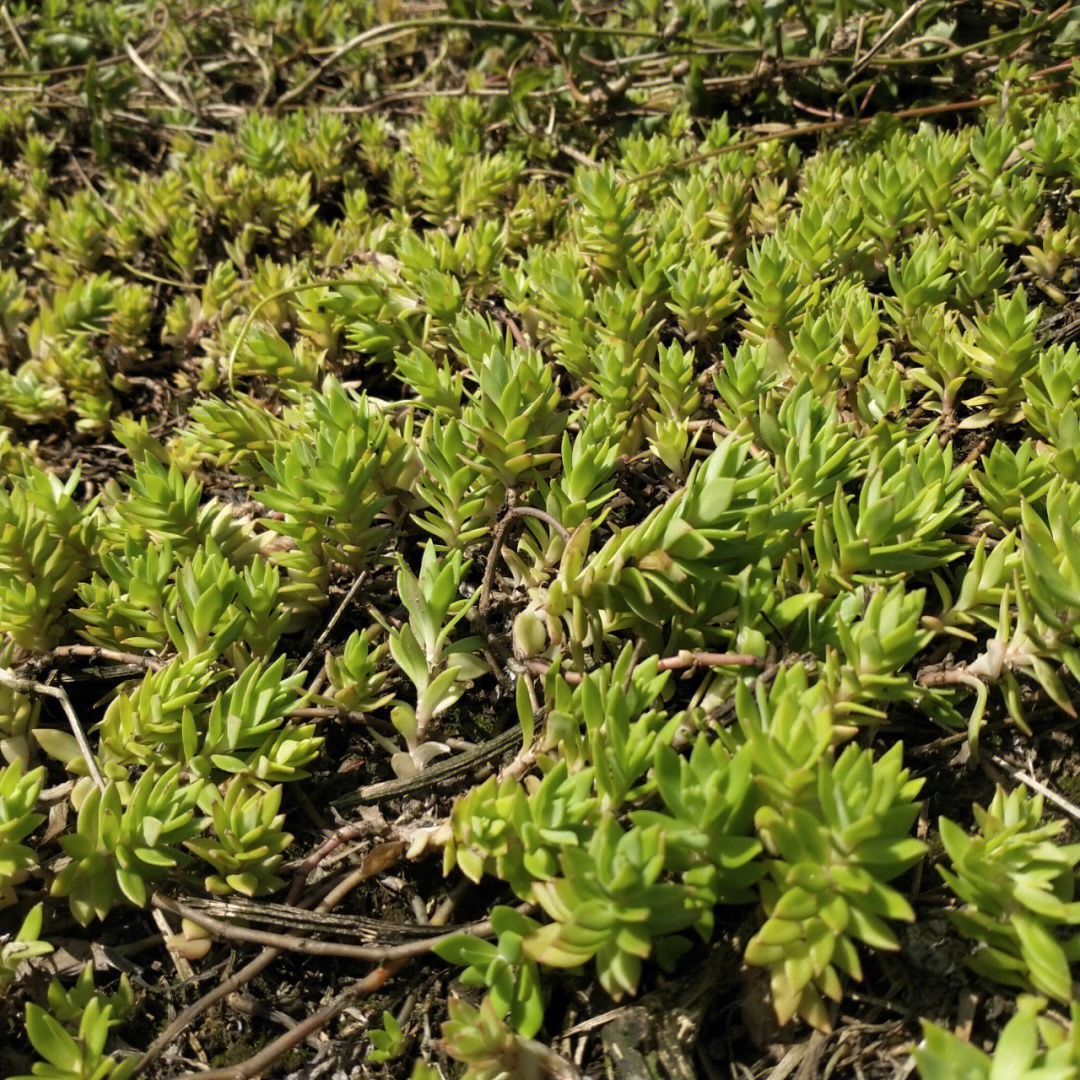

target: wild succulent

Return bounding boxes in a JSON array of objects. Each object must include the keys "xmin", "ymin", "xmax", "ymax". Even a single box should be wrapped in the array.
[
  {"xmin": 0, "ymin": 760, "xmax": 45, "ymax": 906},
  {"xmin": 184, "ymin": 779, "xmax": 292, "ymax": 897},
  {"xmin": 0, "ymin": 5, "xmax": 1077, "ymax": 1070},
  {"xmin": 52, "ymin": 766, "xmax": 205, "ymax": 925},
  {"xmin": 387, "ymin": 543, "xmax": 486, "ymax": 775},
  {"xmin": 914, "ymin": 996, "xmax": 1080, "ymax": 1080},
  {"xmin": 15, "ymin": 977, "xmax": 136, "ymax": 1080},
  {"xmin": 939, "ymin": 786, "xmax": 1080, "ymax": 1002}
]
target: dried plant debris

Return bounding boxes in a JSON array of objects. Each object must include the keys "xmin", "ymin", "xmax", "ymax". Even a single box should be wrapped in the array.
[{"xmin": 1, "ymin": 2, "xmax": 1080, "ymax": 1078}]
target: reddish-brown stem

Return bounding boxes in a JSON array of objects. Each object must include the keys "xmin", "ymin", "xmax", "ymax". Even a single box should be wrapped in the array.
[
  {"xmin": 481, "ymin": 501, "xmax": 569, "ymax": 615},
  {"xmin": 525, "ymin": 651, "xmax": 765, "ymax": 684}
]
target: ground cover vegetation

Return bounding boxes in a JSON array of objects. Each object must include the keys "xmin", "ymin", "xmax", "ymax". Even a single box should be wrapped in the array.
[{"xmin": 0, "ymin": 1, "xmax": 1079, "ymax": 1077}]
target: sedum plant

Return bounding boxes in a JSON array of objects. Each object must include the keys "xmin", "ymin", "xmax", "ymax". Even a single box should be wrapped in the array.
[
  {"xmin": 94, "ymin": 656, "xmax": 218, "ymax": 773},
  {"xmin": 45, "ymin": 967, "xmax": 133, "ymax": 1028},
  {"xmin": 959, "ymin": 288, "xmax": 1042, "ymax": 427},
  {"xmin": 14, "ymin": 979, "xmax": 136, "ymax": 1080},
  {"xmin": 441, "ymin": 995, "xmax": 571, "ymax": 1080},
  {"xmin": 0, "ymin": 641, "xmax": 41, "ymax": 766},
  {"xmin": 971, "ymin": 441, "xmax": 1055, "ymax": 531},
  {"xmin": 323, "ymin": 629, "xmax": 394, "ymax": 715},
  {"xmin": 564, "ymin": 434, "xmax": 779, "ymax": 649},
  {"xmin": 914, "ymin": 996, "xmax": 1080, "ymax": 1080},
  {"xmin": 539, "ymin": 649, "xmax": 675, "ymax": 806},
  {"xmin": 91, "ymin": 654, "xmax": 316, "ymax": 783},
  {"xmin": 176, "ymin": 395, "xmax": 287, "ymax": 477},
  {"xmin": 812, "ymin": 436, "xmax": 970, "ymax": 587},
  {"xmin": 74, "ymin": 535, "xmax": 293, "ymax": 666},
  {"xmin": 366, "ymin": 1010, "xmax": 407, "ymax": 1064},
  {"xmin": 739, "ymin": 669, "xmax": 926, "ymax": 1030},
  {"xmin": 386, "ymin": 543, "xmax": 486, "ymax": 775},
  {"xmin": 524, "ymin": 818, "xmax": 712, "ymax": 1001},
  {"xmin": 0, "ymin": 902, "xmax": 52, "ymax": 990},
  {"xmin": 412, "ymin": 413, "xmax": 493, "ymax": 552},
  {"xmin": 73, "ymin": 537, "xmax": 174, "ymax": 655},
  {"xmin": 0, "ymin": 760, "xmax": 45, "ymax": 906},
  {"xmin": 255, "ymin": 380, "xmax": 403, "ymax": 575},
  {"xmin": 645, "ymin": 353, "xmax": 700, "ymax": 479},
  {"xmin": 442, "ymin": 760, "xmax": 597, "ymax": 902},
  {"xmin": 0, "ymin": 467, "xmax": 98, "ymax": 652},
  {"xmin": 433, "ymin": 906, "xmax": 546, "ymax": 1038},
  {"xmin": 630, "ymin": 737, "xmax": 763, "ymax": 912},
  {"xmin": 938, "ymin": 786, "xmax": 1080, "ymax": 1003},
  {"xmin": 184, "ymin": 779, "xmax": 292, "ymax": 897},
  {"xmin": 666, "ymin": 245, "xmax": 740, "ymax": 342},
  {"xmin": 459, "ymin": 338, "xmax": 564, "ymax": 492},
  {"xmin": 0, "ymin": 5, "xmax": 1079, "ymax": 1069},
  {"xmin": 192, "ymin": 656, "xmax": 317, "ymax": 783},
  {"xmin": 52, "ymin": 766, "xmax": 205, "ymax": 925}
]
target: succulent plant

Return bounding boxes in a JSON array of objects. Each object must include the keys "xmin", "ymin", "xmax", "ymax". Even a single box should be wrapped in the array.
[
  {"xmin": 630, "ymin": 737, "xmax": 763, "ymax": 909},
  {"xmin": 184, "ymin": 779, "xmax": 292, "ymax": 897},
  {"xmin": 939, "ymin": 786, "xmax": 1080, "ymax": 1003},
  {"xmin": 387, "ymin": 543, "xmax": 486, "ymax": 774},
  {"xmin": 366, "ymin": 1010, "xmax": 408, "ymax": 1064},
  {"xmin": 433, "ymin": 906, "xmax": 546, "ymax": 1037},
  {"xmin": 46, "ymin": 966, "xmax": 133, "ymax": 1027},
  {"xmin": 0, "ymin": 902, "xmax": 52, "ymax": 990},
  {"xmin": 0, "ymin": 641, "xmax": 41, "ymax": 766},
  {"xmin": 742, "ymin": 702, "xmax": 926, "ymax": 1030},
  {"xmin": 192, "ymin": 656, "xmax": 317, "ymax": 783},
  {"xmin": 443, "ymin": 762, "xmax": 597, "ymax": 902},
  {"xmin": 914, "ymin": 996, "xmax": 1080, "ymax": 1080},
  {"xmin": 323, "ymin": 629, "xmax": 394, "ymax": 715},
  {"xmin": 441, "ymin": 995, "xmax": 570, "ymax": 1080},
  {"xmin": 0, "ymin": 467, "xmax": 98, "ymax": 652},
  {"xmin": 0, "ymin": 5, "xmax": 1077, "ymax": 1069},
  {"xmin": 52, "ymin": 765, "xmax": 205, "ymax": 925},
  {"xmin": 0, "ymin": 760, "xmax": 45, "ymax": 906},
  {"xmin": 14, "ymin": 978, "xmax": 137, "ymax": 1080},
  {"xmin": 525, "ymin": 818, "xmax": 712, "ymax": 1000}
]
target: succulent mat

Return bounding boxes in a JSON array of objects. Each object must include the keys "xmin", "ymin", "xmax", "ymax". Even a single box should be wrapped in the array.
[{"xmin": 1, "ymin": 2, "xmax": 1080, "ymax": 1078}]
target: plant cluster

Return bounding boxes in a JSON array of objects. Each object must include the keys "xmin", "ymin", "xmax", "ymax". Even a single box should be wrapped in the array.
[{"xmin": 2, "ymin": 1, "xmax": 1080, "ymax": 1077}]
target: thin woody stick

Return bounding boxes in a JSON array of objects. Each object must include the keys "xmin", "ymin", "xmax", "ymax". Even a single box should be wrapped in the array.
[
  {"xmin": 152, "ymin": 892, "xmax": 494, "ymax": 961},
  {"xmin": 0, "ymin": 668, "xmax": 105, "ymax": 791},
  {"xmin": 169, "ymin": 886, "xmax": 469, "ymax": 1080}
]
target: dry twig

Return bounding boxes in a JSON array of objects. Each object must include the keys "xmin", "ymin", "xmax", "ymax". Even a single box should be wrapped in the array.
[
  {"xmin": 168, "ymin": 885, "xmax": 469, "ymax": 1080},
  {"xmin": 0, "ymin": 668, "xmax": 105, "ymax": 791}
]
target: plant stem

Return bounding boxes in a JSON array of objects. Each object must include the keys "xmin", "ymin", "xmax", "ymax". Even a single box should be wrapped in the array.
[
  {"xmin": 525, "ymin": 651, "xmax": 766, "ymax": 684},
  {"xmin": 168, "ymin": 885, "xmax": 468, "ymax": 1080},
  {"xmin": 0, "ymin": 668, "xmax": 105, "ymax": 790},
  {"xmin": 480, "ymin": 503, "xmax": 569, "ymax": 615},
  {"xmin": 153, "ymin": 892, "xmax": 494, "ymax": 960}
]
